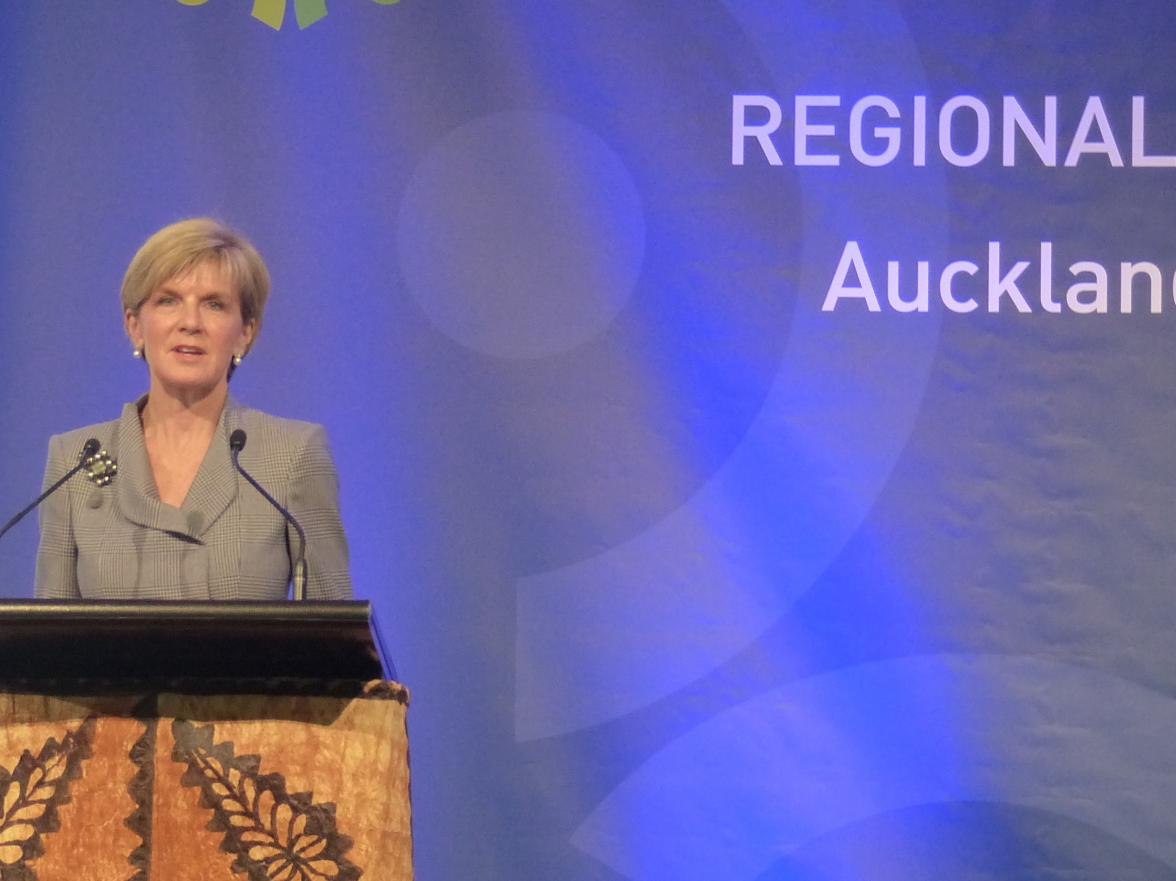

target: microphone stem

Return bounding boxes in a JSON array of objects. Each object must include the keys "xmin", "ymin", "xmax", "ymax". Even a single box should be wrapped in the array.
[
  {"xmin": 231, "ymin": 448, "xmax": 309, "ymax": 600},
  {"xmin": 0, "ymin": 446, "xmax": 95, "ymax": 543},
  {"xmin": 293, "ymin": 559, "xmax": 307, "ymax": 602}
]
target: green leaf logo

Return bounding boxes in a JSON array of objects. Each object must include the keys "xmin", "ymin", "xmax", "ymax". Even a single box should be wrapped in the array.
[{"xmin": 177, "ymin": 0, "xmax": 400, "ymax": 32}]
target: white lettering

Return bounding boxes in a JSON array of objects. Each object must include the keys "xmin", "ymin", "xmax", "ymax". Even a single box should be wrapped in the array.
[
  {"xmin": 887, "ymin": 261, "xmax": 930, "ymax": 312},
  {"xmin": 1064, "ymin": 97, "xmax": 1124, "ymax": 166},
  {"xmin": 1003, "ymin": 96, "xmax": 1057, "ymax": 166},
  {"xmin": 1067, "ymin": 261, "xmax": 1109, "ymax": 312},
  {"xmin": 913, "ymin": 96, "xmax": 927, "ymax": 167},
  {"xmin": 795, "ymin": 95, "xmax": 841, "ymax": 166},
  {"xmin": 820, "ymin": 241, "xmax": 1175, "ymax": 315},
  {"xmin": 1120, "ymin": 262, "xmax": 1163, "ymax": 313},
  {"xmin": 988, "ymin": 242, "xmax": 1032, "ymax": 312},
  {"xmin": 941, "ymin": 261, "xmax": 980, "ymax": 312},
  {"xmin": 1040, "ymin": 242, "xmax": 1061, "ymax": 313},
  {"xmin": 940, "ymin": 96, "xmax": 990, "ymax": 167},
  {"xmin": 729, "ymin": 94, "xmax": 1176, "ymax": 168},
  {"xmin": 850, "ymin": 96, "xmax": 901, "ymax": 166},
  {"xmin": 731, "ymin": 95, "xmax": 783, "ymax": 166},
  {"xmin": 1131, "ymin": 96, "xmax": 1176, "ymax": 167},
  {"xmin": 823, "ymin": 241, "xmax": 881, "ymax": 311}
]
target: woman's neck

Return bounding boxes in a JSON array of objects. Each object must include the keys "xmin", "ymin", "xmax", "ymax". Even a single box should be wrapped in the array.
[{"xmin": 140, "ymin": 383, "xmax": 228, "ymax": 439}]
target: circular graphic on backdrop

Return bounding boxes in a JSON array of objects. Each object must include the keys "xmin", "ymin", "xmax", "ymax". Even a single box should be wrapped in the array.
[
  {"xmin": 391, "ymin": 6, "xmax": 803, "ymax": 576},
  {"xmin": 398, "ymin": 111, "xmax": 645, "ymax": 360}
]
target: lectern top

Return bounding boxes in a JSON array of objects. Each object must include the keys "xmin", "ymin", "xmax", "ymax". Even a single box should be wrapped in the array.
[{"xmin": 0, "ymin": 599, "xmax": 394, "ymax": 688}]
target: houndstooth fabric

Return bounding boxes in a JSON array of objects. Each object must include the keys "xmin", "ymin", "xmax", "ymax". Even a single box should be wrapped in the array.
[{"xmin": 34, "ymin": 396, "xmax": 352, "ymax": 600}]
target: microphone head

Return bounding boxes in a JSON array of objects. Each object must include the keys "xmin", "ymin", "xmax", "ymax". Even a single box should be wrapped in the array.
[
  {"xmin": 81, "ymin": 438, "xmax": 101, "ymax": 457},
  {"xmin": 229, "ymin": 429, "xmax": 247, "ymax": 453}
]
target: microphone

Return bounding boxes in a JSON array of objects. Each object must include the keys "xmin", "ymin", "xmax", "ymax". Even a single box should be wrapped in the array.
[
  {"xmin": 229, "ymin": 429, "xmax": 309, "ymax": 601},
  {"xmin": 0, "ymin": 438, "xmax": 101, "ymax": 544}
]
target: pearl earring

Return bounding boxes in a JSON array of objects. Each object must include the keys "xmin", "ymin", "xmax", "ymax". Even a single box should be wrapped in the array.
[
  {"xmin": 132, "ymin": 347, "xmax": 143, "ymax": 360},
  {"xmin": 232, "ymin": 354, "xmax": 243, "ymax": 367}
]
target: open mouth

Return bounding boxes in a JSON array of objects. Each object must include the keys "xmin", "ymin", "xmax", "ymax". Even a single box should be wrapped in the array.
[{"xmin": 172, "ymin": 346, "xmax": 206, "ymax": 357}]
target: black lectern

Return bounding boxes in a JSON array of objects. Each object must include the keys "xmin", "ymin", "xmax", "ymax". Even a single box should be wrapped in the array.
[{"xmin": 0, "ymin": 599, "xmax": 394, "ymax": 684}]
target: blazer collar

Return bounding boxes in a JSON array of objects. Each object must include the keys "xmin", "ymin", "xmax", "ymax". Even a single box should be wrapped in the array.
[{"xmin": 115, "ymin": 395, "xmax": 243, "ymax": 541}]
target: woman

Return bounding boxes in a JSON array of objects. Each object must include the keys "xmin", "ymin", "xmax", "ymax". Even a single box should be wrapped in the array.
[{"xmin": 34, "ymin": 218, "xmax": 351, "ymax": 600}]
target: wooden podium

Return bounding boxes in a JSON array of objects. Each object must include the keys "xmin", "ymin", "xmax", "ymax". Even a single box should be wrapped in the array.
[{"xmin": 0, "ymin": 601, "xmax": 412, "ymax": 881}]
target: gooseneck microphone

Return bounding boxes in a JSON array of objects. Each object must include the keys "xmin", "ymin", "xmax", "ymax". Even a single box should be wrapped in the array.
[
  {"xmin": 229, "ymin": 429, "xmax": 309, "ymax": 601},
  {"xmin": 0, "ymin": 438, "xmax": 101, "ymax": 544}
]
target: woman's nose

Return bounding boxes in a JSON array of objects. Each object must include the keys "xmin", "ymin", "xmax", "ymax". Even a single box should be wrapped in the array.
[{"xmin": 178, "ymin": 300, "xmax": 203, "ymax": 331}]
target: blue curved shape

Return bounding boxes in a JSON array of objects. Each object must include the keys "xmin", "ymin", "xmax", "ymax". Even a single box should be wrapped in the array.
[
  {"xmin": 516, "ymin": 0, "xmax": 949, "ymax": 740},
  {"xmin": 753, "ymin": 801, "xmax": 1176, "ymax": 881},
  {"xmin": 572, "ymin": 654, "xmax": 1176, "ymax": 879}
]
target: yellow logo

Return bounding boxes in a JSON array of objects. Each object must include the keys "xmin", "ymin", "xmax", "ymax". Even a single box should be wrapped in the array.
[{"xmin": 177, "ymin": 0, "xmax": 399, "ymax": 32}]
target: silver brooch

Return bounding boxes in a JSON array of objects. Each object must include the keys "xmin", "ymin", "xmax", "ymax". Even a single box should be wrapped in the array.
[{"xmin": 82, "ymin": 449, "xmax": 118, "ymax": 487}]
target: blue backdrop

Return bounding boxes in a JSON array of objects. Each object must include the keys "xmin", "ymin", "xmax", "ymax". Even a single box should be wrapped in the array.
[{"xmin": 3, "ymin": 2, "xmax": 1176, "ymax": 878}]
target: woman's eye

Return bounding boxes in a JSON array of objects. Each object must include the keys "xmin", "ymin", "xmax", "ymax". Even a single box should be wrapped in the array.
[{"xmin": 207, "ymin": 300, "xmax": 225, "ymax": 311}]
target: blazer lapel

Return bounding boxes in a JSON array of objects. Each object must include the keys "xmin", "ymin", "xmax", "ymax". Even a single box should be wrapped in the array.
[
  {"xmin": 181, "ymin": 397, "xmax": 240, "ymax": 539},
  {"xmin": 115, "ymin": 400, "xmax": 193, "ymax": 538},
  {"xmin": 114, "ymin": 396, "xmax": 241, "ymax": 541}
]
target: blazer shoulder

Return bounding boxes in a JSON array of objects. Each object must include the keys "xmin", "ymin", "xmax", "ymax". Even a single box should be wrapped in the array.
[
  {"xmin": 234, "ymin": 408, "xmax": 325, "ymax": 442},
  {"xmin": 230, "ymin": 407, "xmax": 331, "ymax": 464},
  {"xmin": 48, "ymin": 417, "xmax": 122, "ymax": 459}
]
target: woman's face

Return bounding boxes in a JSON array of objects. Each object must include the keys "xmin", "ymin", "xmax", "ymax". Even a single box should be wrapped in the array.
[{"xmin": 124, "ymin": 260, "xmax": 254, "ymax": 400}]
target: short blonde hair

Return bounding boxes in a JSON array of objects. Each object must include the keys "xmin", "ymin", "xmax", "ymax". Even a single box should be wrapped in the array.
[{"xmin": 121, "ymin": 218, "xmax": 270, "ymax": 352}]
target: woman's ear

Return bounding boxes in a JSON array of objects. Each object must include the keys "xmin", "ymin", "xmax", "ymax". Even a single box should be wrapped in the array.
[
  {"xmin": 124, "ymin": 309, "xmax": 142, "ymax": 349},
  {"xmin": 240, "ymin": 319, "xmax": 256, "ymax": 354}
]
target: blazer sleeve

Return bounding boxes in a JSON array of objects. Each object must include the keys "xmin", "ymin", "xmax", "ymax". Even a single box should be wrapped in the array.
[
  {"xmin": 286, "ymin": 424, "xmax": 352, "ymax": 600},
  {"xmin": 34, "ymin": 434, "xmax": 81, "ymax": 599}
]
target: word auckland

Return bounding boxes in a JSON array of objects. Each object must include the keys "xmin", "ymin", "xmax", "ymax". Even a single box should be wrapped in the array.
[
  {"xmin": 733, "ymin": 95, "xmax": 1176, "ymax": 167},
  {"xmin": 823, "ymin": 241, "xmax": 1175, "ymax": 313}
]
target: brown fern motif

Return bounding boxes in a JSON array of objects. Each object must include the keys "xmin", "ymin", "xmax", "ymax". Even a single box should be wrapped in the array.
[
  {"xmin": 124, "ymin": 718, "xmax": 158, "ymax": 881},
  {"xmin": 172, "ymin": 721, "xmax": 361, "ymax": 881},
  {"xmin": 0, "ymin": 719, "xmax": 95, "ymax": 881}
]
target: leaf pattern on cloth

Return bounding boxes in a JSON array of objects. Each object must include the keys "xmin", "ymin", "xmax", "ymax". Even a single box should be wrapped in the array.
[
  {"xmin": 0, "ymin": 718, "xmax": 95, "ymax": 880},
  {"xmin": 171, "ymin": 720, "xmax": 361, "ymax": 881},
  {"xmin": 124, "ymin": 717, "xmax": 158, "ymax": 881}
]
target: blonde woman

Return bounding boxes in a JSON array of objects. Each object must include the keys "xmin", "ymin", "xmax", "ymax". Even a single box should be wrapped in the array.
[{"xmin": 35, "ymin": 218, "xmax": 351, "ymax": 600}]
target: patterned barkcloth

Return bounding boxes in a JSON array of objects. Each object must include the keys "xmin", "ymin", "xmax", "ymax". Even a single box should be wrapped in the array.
[{"xmin": 0, "ymin": 681, "xmax": 412, "ymax": 881}]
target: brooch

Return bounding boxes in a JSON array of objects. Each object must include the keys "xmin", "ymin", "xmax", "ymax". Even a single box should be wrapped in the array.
[{"xmin": 82, "ymin": 448, "xmax": 119, "ymax": 487}]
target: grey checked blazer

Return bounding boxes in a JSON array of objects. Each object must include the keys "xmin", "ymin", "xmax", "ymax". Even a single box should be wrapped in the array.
[{"xmin": 34, "ymin": 397, "xmax": 352, "ymax": 600}]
